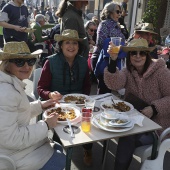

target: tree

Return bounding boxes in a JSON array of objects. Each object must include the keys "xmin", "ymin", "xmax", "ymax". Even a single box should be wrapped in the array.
[{"xmin": 142, "ymin": 0, "xmax": 161, "ymax": 30}]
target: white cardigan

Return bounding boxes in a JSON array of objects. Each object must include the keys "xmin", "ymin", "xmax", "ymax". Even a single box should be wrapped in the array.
[{"xmin": 0, "ymin": 71, "xmax": 54, "ymax": 170}]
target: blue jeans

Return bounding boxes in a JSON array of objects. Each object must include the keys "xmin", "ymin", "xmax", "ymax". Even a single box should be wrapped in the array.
[{"xmin": 40, "ymin": 142, "xmax": 66, "ymax": 170}]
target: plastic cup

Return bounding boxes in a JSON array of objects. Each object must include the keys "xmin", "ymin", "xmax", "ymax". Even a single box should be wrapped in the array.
[
  {"xmin": 84, "ymin": 98, "xmax": 96, "ymax": 111},
  {"xmin": 111, "ymin": 37, "xmax": 122, "ymax": 54},
  {"xmin": 81, "ymin": 112, "xmax": 93, "ymax": 132}
]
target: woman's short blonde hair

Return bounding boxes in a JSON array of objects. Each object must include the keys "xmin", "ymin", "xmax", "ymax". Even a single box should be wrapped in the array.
[{"xmin": 0, "ymin": 60, "xmax": 10, "ymax": 74}]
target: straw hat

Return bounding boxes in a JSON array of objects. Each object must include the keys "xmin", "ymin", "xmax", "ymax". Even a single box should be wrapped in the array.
[
  {"xmin": 122, "ymin": 39, "xmax": 156, "ymax": 52},
  {"xmin": 135, "ymin": 23, "xmax": 158, "ymax": 35},
  {"xmin": 0, "ymin": 41, "xmax": 42, "ymax": 60},
  {"xmin": 54, "ymin": 29, "xmax": 85, "ymax": 42}
]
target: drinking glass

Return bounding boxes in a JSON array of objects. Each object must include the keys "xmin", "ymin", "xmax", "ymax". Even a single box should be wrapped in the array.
[
  {"xmin": 81, "ymin": 112, "xmax": 93, "ymax": 132},
  {"xmin": 111, "ymin": 37, "xmax": 122, "ymax": 54}
]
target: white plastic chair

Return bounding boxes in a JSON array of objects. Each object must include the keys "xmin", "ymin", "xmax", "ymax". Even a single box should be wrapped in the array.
[
  {"xmin": 140, "ymin": 138, "xmax": 170, "ymax": 170},
  {"xmin": 31, "ymin": 68, "xmax": 42, "ymax": 100},
  {"xmin": 0, "ymin": 154, "xmax": 16, "ymax": 170},
  {"xmin": 134, "ymin": 127, "xmax": 170, "ymax": 163}
]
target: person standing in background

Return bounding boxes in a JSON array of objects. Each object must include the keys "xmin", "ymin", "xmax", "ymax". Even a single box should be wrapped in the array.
[
  {"xmin": 119, "ymin": 0, "xmax": 129, "ymax": 39},
  {"xmin": 0, "ymin": 0, "xmax": 30, "ymax": 42},
  {"xmin": 56, "ymin": 0, "xmax": 89, "ymax": 59},
  {"xmin": 91, "ymin": 2, "xmax": 125, "ymax": 94}
]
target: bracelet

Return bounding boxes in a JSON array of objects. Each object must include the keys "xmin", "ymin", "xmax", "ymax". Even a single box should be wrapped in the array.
[{"xmin": 44, "ymin": 121, "xmax": 50, "ymax": 130}]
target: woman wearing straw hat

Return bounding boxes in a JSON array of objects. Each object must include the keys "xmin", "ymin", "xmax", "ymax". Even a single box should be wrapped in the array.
[
  {"xmin": 0, "ymin": 41, "xmax": 66, "ymax": 170},
  {"xmin": 104, "ymin": 39, "xmax": 170, "ymax": 170},
  {"xmin": 37, "ymin": 29, "xmax": 93, "ymax": 166}
]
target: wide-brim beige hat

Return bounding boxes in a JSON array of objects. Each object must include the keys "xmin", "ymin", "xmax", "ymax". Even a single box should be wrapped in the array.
[
  {"xmin": 136, "ymin": 23, "xmax": 158, "ymax": 35},
  {"xmin": 0, "ymin": 41, "xmax": 42, "ymax": 60},
  {"xmin": 54, "ymin": 29, "xmax": 85, "ymax": 42},
  {"xmin": 122, "ymin": 39, "xmax": 156, "ymax": 52}
]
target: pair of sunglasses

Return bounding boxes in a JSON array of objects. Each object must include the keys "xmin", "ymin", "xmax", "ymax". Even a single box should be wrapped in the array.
[
  {"xmin": 89, "ymin": 28, "xmax": 96, "ymax": 32},
  {"xmin": 116, "ymin": 10, "xmax": 121, "ymax": 14},
  {"xmin": 130, "ymin": 51, "xmax": 148, "ymax": 56},
  {"xmin": 9, "ymin": 58, "xmax": 37, "ymax": 67}
]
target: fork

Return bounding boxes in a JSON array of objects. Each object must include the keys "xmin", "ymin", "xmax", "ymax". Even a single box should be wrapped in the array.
[
  {"xmin": 66, "ymin": 118, "xmax": 75, "ymax": 138},
  {"xmin": 111, "ymin": 96, "xmax": 116, "ymax": 105}
]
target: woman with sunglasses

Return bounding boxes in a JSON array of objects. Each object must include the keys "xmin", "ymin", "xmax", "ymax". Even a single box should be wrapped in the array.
[
  {"xmin": 38, "ymin": 29, "xmax": 93, "ymax": 166},
  {"xmin": 0, "ymin": 41, "xmax": 66, "ymax": 170},
  {"xmin": 91, "ymin": 1, "xmax": 125, "ymax": 94},
  {"xmin": 104, "ymin": 39, "xmax": 170, "ymax": 170}
]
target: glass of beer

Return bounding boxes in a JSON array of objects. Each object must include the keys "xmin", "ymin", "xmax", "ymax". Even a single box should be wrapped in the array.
[
  {"xmin": 81, "ymin": 107, "xmax": 93, "ymax": 132},
  {"xmin": 111, "ymin": 37, "xmax": 122, "ymax": 54}
]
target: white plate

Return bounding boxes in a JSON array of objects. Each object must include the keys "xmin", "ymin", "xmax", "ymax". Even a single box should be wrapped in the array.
[
  {"xmin": 62, "ymin": 93, "xmax": 89, "ymax": 106},
  {"xmin": 109, "ymin": 119, "xmax": 131, "ymax": 127},
  {"xmin": 43, "ymin": 104, "xmax": 80, "ymax": 125},
  {"xmin": 24, "ymin": 28, "xmax": 36, "ymax": 33},
  {"xmin": 92, "ymin": 114, "xmax": 134, "ymax": 132},
  {"xmin": 100, "ymin": 100, "xmax": 134, "ymax": 113}
]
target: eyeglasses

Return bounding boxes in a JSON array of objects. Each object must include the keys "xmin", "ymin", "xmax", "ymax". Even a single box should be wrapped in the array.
[
  {"xmin": 130, "ymin": 51, "xmax": 148, "ymax": 57},
  {"xmin": 115, "ymin": 10, "xmax": 121, "ymax": 14},
  {"xmin": 89, "ymin": 28, "xmax": 96, "ymax": 32},
  {"xmin": 9, "ymin": 58, "xmax": 37, "ymax": 67}
]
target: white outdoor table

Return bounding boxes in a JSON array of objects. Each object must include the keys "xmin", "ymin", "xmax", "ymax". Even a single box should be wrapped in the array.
[{"xmin": 54, "ymin": 94, "xmax": 162, "ymax": 170}]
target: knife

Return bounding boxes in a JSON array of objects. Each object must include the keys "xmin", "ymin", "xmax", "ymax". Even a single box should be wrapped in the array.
[
  {"xmin": 95, "ymin": 94, "xmax": 112, "ymax": 100},
  {"xmin": 66, "ymin": 118, "xmax": 75, "ymax": 138}
]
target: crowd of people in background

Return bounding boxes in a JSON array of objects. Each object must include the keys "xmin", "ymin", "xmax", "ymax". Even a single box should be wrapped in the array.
[{"xmin": 0, "ymin": 0, "xmax": 170, "ymax": 170}]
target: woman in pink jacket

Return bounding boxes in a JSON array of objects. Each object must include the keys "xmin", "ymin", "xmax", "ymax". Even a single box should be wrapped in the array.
[{"xmin": 104, "ymin": 39, "xmax": 170, "ymax": 170}]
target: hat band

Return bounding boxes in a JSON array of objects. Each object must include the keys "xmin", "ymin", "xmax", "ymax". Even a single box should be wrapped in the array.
[{"xmin": 142, "ymin": 28, "xmax": 155, "ymax": 32}]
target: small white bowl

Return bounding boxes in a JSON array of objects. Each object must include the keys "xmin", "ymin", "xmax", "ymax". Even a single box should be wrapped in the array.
[{"xmin": 103, "ymin": 109, "xmax": 119, "ymax": 119}]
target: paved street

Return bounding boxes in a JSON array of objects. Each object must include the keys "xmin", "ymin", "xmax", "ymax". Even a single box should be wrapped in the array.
[{"xmin": 24, "ymin": 72, "xmax": 170, "ymax": 170}]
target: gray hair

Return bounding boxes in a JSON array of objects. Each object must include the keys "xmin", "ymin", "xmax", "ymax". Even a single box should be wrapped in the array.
[
  {"xmin": 100, "ymin": 2, "xmax": 120, "ymax": 20},
  {"xmin": 35, "ymin": 14, "xmax": 45, "ymax": 23}
]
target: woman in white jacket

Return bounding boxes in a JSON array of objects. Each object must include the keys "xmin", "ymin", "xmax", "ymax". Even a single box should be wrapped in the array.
[{"xmin": 0, "ymin": 41, "xmax": 66, "ymax": 170}]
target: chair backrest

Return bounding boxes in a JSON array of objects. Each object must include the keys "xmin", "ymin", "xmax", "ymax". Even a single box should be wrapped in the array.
[
  {"xmin": 134, "ymin": 127, "xmax": 170, "ymax": 163},
  {"xmin": 31, "ymin": 68, "xmax": 42, "ymax": 100},
  {"xmin": 140, "ymin": 138, "xmax": 170, "ymax": 170},
  {"xmin": 0, "ymin": 155, "xmax": 16, "ymax": 170}
]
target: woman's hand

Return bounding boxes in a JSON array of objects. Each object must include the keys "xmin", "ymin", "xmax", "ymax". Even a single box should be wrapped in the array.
[
  {"xmin": 49, "ymin": 91, "xmax": 63, "ymax": 100},
  {"xmin": 140, "ymin": 106, "xmax": 153, "ymax": 118},
  {"xmin": 45, "ymin": 112, "xmax": 58, "ymax": 129},
  {"xmin": 107, "ymin": 42, "xmax": 120, "ymax": 60},
  {"xmin": 41, "ymin": 99, "xmax": 57, "ymax": 110}
]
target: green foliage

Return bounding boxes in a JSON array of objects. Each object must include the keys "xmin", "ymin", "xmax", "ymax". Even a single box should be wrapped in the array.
[{"xmin": 142, "ymin": 0, "xmax": 161, "ymax": 28}]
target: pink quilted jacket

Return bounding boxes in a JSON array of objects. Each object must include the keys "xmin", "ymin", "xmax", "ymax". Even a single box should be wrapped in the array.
[{"xmin": 104, "ymin": 59, "xmax": 170, "ymax": 134}]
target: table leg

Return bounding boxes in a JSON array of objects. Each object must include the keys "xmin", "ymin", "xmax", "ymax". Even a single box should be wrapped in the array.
[
  {"xmin": 102, "ymin": 139, "xmax": 110, "ymax": 170},
  {"xmin": 66, "ymin": 147, "xmax": 73, "ymax": 170}
]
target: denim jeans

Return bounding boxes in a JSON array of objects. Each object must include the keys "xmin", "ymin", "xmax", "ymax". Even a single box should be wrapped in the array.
[{"xmin": 40, "ymin": 142, "xmax": 66, "ymax": 170}]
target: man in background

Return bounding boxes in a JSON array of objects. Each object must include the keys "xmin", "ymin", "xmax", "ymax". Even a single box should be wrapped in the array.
[
  {"xmin": 56, "ymin": 0, "xmax": 89, "ymax": 59},
  {"xmin": 119, "ymin": 0, "xmax": 129, "ymax": 39}
]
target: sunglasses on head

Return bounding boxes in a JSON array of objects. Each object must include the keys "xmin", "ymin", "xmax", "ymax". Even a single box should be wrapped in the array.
[
  {"xmin": 130, "ymin": 51, "xmax": 148, "ymax": 56},
  {"xmin": 115, "ymin": 10, "xmax": 121, "ymax": 14},
  {"xmin": 9, "ymin": 58, "xmax": 37, "ymax": 67}
]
